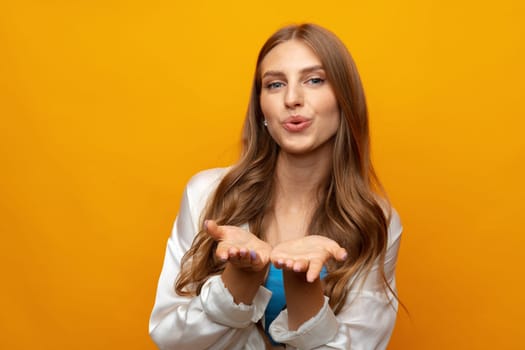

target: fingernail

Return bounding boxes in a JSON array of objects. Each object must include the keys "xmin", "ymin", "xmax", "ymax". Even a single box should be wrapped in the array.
[
  {"xmin": 341, "ymin": 252, "xmax": 348, "ymax": 260},
  {"xmin": 203, "ymin": 220, "xmax": 209, "ymax": 230},
  {"xmin": 250, "ymin": 250, "xmax": 257, "ymax": 260}
]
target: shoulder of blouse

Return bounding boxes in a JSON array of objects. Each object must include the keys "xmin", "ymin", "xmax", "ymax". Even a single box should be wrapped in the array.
[
  {"xmin": 186, "ymin": 167, "xmax": 231, "ymax": 194},
  {"xmin": 387, "ymin": 207, "xmax": 403, "ymax": 248},
  {"xmin": 182, "ymin": 167, "xmax": 231, "ymax": 224},
  {"xmin": 371, "ymin": 194, "xmax": 403, "ymax": 247},
  {"xmin": 185, "ymin": 167, "xmax": 231, "ymax": 200}
]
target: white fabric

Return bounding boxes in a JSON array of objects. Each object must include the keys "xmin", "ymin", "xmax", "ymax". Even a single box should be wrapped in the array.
[{"xmin": 149, "ymin": 167, "xmax": 403, "ymax": 350}]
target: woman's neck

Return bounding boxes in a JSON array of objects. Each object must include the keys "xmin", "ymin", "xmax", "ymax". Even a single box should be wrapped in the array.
[
  {"xmin": 263, "ymin": 147, "xmax": 333, "ymax": 245},
  {"xmin": 274, "ymin": 145, "xmax": 332, "ymax": 204}
]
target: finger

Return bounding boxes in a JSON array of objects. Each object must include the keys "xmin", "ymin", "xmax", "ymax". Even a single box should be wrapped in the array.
[
  {"xmin": 228, "ymin": 246, "xmax": 240, "ymax": 259},
  {"xmin": 238, "ymin": 247, "xmax": 253, "ymax": 265},
  {"xmin": 239, "ymin": 247, "xmax": 248, "ymax": 258},
  {"xmin": 335, "ymin": 248, "xmax": 348, "ymax": 262},
  {"xmin": 249, "ymin": 250, "xmax": 265, "ymax": 267},
  {"xmin": 270, "ymin": 252, "xmax": 284, "ymax": 268},
  {"xmin": 249, "ymin": 249, "xmax": 257, "ymax": 261},
  {"xmin": 326, "ymin": 242, "xmax": 347, "ymax": 261},
  {"xmin": 215, "ymin": 242, "xmax": 232, "ymax": 262},
  {"xmin": 257, "ymin": 250, "xmax": 271, "ymax": 267},
  {"xmin": 247, "ymin": 251, "xmax": 264, "ymax": 270},
  {"xmin": 306, "ymin": 259, "xmax": 324, "ymax": 283},
  {"xmin": 285, "ymin": 259, "xmax": 295, "ymax": 270},
  {"xmin": 272, "ymin": 258, "xmax": 284, "ymax": 269},
  {"xmin": 205, "ymin": 220, "xmax": 224, "ymax": 241},
  {"xmin": 292, "ymin": 259, "xmax": 308, "ymax": 273}
]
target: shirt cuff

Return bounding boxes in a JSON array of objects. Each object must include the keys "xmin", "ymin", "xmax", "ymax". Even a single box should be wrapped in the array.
[
  {"xmin": 269, "ymin": 296, "xmax": 338, "ymax": 349},
  {"xmin": 200, "ymin": 275, "xmax": 272, "ymax": 328}
]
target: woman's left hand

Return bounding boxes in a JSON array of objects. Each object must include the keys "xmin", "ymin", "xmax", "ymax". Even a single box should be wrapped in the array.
[{"xmin": 270, "ymin": 235, "xmax": 348, "ymax": 282}]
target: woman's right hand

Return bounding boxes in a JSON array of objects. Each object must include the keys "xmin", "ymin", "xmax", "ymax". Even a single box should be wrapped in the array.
[{"xmin": 204, "ymin": 220, "xmax": 272, "ymax": 272}]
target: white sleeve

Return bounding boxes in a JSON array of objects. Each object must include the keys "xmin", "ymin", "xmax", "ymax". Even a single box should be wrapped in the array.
[
  {"xmin": 148, "ymin": 170, "xmax": 272, "ymax": 350},
  {"xmin": 269, "ymin": 209, "xmax": 403, "ymax": 350}
]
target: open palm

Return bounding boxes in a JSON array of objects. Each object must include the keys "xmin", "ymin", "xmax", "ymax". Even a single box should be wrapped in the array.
[
  {"xmin": 205, "ymin": 220, "xmax": 272, "ymax": 272},
  {"xmin": 271, "ymin": 235, "xmax": 347, "ymax": 282}
]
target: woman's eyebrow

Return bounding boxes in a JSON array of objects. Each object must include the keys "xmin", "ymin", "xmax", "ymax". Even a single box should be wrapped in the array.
[
  {"xmin": 299, "ymin": 65, "xmax": 324, "ymax": 74},
  {"xmin": 261, "ymin": 70, "xmax": 285, "ymax": 79},
  {"xmin": 262, "ymin": 65, "xmax": 325, "ymax": 79}
]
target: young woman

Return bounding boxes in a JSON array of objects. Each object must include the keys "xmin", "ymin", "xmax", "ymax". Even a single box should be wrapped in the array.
[{"xmin": 149, "ymin": 23, "xmax": 403, "ymax": 349}]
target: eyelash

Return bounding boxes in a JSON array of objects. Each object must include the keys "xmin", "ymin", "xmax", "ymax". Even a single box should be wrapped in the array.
[
  {"xmin": 266, "ymin": 82, "xmax": 285, "ymax": 89},
  {"xmin": 307, "ymin": 77, "xmax": 324, "ymax": 85},
  {"xmin": 265, "ymin": 77, "xmax": 325, "ymax": 90}
]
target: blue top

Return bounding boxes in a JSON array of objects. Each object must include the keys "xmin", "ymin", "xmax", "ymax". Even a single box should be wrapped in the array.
[{"xmin": 263, "ymin": 264, "xmax": 328, "ymax": 345}]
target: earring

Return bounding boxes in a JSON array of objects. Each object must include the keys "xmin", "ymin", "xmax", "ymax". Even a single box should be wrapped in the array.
[{"xmin": 263, "ymin": 120, "xmax": 268, "ymax": 127}]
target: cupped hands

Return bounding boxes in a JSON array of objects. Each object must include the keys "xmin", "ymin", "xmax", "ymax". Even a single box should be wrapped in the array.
[{"xmin": 205, "ymin": 220, "xmax": 347, "ymax": 282}]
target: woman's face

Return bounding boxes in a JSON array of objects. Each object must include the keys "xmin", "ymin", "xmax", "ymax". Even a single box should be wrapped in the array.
[{"xmin": 259, "ymin": 39, "xmax": 340, "ymax": 156}]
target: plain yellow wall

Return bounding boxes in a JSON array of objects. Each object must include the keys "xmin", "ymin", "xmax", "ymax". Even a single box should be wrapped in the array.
[{"xmin": 1, "ymin": 0, "xmax": 524, "ymax": 349}]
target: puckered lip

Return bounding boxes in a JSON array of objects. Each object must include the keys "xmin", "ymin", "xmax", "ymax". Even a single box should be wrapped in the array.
[
  {"xmin": 283, "ymin": 115, "xmax": 310, "ymax": 124},
  {"xmin": 282, "ymin": 115, "xmax": 312, "ymax": 132}
]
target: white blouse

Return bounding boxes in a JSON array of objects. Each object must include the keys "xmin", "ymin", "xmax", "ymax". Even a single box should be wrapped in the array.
[{"xmin": 149, "ymin": 168, "xmax": 403, "ymax": 350}]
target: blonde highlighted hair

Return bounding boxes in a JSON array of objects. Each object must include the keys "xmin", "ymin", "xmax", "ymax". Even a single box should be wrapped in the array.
[{"xmin": 176, "ymin": 23, "xmax": 393, "ymax": 314}]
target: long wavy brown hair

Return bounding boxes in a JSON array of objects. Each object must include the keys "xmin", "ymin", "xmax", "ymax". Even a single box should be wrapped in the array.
[{"xmin": 175, "ymin": 23, "xmax": 393, "ymax": 314}]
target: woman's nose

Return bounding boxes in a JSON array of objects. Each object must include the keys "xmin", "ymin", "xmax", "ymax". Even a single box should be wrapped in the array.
[{"xmin": 284, "ymin": 83, "xmax": 304, "ymax": 109}]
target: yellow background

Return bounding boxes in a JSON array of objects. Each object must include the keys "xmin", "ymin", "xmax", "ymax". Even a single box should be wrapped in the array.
[{"xmin": 1, "ymin": 0, "xmax": 524, "ymax": 349}]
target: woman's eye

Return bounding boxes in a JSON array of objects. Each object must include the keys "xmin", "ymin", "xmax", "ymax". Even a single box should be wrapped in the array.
[
  {"xmin": 307, "ymin": 77, "xmax": 325, "ymax": 85},
  {"xmin": 266, "ymin": 82, "xmax": 284, "ymax": 89}
]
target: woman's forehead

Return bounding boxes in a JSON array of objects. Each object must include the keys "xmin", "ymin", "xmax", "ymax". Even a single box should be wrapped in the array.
[{"xmin": 259, "ymin": 40, "xmax": 322, "ymax": 75}]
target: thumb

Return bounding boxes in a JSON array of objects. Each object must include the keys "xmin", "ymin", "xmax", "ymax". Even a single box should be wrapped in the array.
[
  {"xmin": 204, "ymin": 219, "xmax": 224, "ymax": 241},
  {"xmin": 334, "ymin": 247, "xmax": 348, "ymax": 262},
  {"xmin": 326, "ymin": 241, "xmax": 347, "ymax": 262}
]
